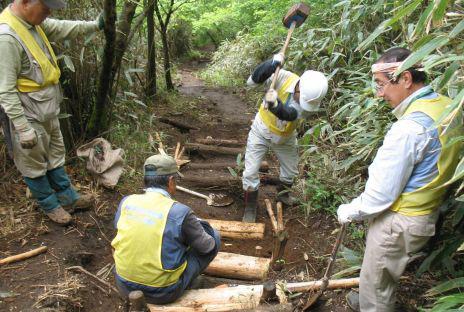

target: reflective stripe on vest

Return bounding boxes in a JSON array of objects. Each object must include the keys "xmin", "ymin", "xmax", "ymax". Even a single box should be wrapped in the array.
[
  {"xmin": 258, "ymin": 73, "xmax": 300, "ymax": 136},
  {"xmin": 0, "ymin": 8, "xmax": 60, "ymax": 92},
  {"xmin": 111, "ymin": 192, "xmax": 187, "ymax": 287},
  {"xmin": 391, "ymin": 95, "xmax": 463, "ymax": 216}
]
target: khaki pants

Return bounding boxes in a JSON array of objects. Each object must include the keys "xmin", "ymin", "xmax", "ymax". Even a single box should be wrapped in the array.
[
  {"xmin": 12, "ymin": 118, "xmax": 65, "ymax": 178},
  {"xmin": 359, "ymin": 210, "xmax": 437, "ymax": 312}
]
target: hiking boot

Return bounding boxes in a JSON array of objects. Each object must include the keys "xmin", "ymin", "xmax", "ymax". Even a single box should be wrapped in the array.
[
  {"xmin": 276, "ymin": 182, "xmax": 296, "ymax": 206},
  {"xmin": 65, "ymin": 193, "xmax": 95, "ymax": 213},
  {"xmin": 46, "ymin": 207, "xmax": 72, "ymax": 225},
  {"xmin": 242, "ymin": 189, "xmax": 258, "ymax": 223},
  {"xmin": 346, "ymin": 291, "xmax": 360, "ymax": 312}
]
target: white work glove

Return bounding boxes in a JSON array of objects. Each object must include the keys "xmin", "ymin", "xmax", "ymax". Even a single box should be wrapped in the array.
[
  {"xmin": 264, "ymin": 89, "xmax": 278, "ymax": 110},
  {"xmin": 337, "ymin": 204, "xmax": 356, "ymax": 224},
  {"xmin": 272, "ymin": 53, "xmax": 284, "ymax": 67},
  {"xmin": 16, "ymin": 123, "xmax": 38, "ymax": 149}
]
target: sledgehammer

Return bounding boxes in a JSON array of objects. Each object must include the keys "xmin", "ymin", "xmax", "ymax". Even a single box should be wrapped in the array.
[{"xmin": 267, "ymin": 3, "xmax": 310, "ymax": 92}]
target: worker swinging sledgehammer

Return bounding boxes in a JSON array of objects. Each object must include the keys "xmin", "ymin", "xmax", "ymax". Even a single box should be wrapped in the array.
[{"xmin": 242, "ymin": 58, "xmax": 328, "ymax": 222}]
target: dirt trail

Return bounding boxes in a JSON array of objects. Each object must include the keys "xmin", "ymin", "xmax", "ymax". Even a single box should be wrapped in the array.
[{"xmin": 0, "ymin": 62, "xmax": 348, "ymax": 311}]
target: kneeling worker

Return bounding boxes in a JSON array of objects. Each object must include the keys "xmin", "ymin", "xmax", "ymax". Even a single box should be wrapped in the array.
[{"xmin": 112, "ymin": 154, "xmax": 221, "ymax": 304}]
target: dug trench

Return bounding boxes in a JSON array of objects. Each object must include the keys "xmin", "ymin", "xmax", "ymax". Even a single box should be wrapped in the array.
[{"xmin": 0, "ymin": 62, "xmax": 426, "ymax": 311}]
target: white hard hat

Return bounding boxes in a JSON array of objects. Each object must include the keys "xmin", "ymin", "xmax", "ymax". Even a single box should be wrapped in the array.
[{"xmin": 298, "ymin": 70, "xmax": 328, "ymax": 111}]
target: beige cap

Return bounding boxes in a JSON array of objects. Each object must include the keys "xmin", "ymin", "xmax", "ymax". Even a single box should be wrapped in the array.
[{"xmin": 144, "ymin": 154, "xmax": 181, "ymax": 176}]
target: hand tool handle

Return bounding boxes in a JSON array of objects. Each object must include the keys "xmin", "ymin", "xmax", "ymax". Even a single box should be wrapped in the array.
[
  {"xmin": 269, "ymin": 21, "xmax": 296, "ymax": 91},
  {"xmin": 176, "ymin": 185, "xmax": 209, "ymax": 201}
]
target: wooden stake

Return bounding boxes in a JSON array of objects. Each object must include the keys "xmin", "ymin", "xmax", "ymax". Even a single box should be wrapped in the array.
[
  {"xmin": 265, "ymin": 200, "xmax": 289, "ymax": 271},
  {"xmin": 264, "ymin": 199, "xmax": 278, "ymax": 233},
  {"xmin": 206, "ymin": 219, "xmax": 265, "ymax": 240},
  {"xmin": 260, "ymin": 281, "xmax": 277, "ymax": 303},
  {"xmin": 129, "ymin": 291, "xmax": 147, "ymax": 312},
  {"xmin": 205, "ymin": 252, "xmax": 270, "ymax": 281},
  {"xmin": 0, "ymin": 246, "xmax": 48, "ymax": 266}
]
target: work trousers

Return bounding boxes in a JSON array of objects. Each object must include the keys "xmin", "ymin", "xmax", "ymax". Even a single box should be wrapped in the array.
[
  {"xmin": 115, "ymin": 222, "xmax": 221, "ymax": 304},
  {"xmin": 12, "ymin": 118, "xmax": 65, "ymax": 178},
  {"xmin": 242, "ymin": 120, "xmax": 298, "ymax": 191},
  {"xmin": 359, "ymin": 210, "xmax": 437, "ymax": 312}
]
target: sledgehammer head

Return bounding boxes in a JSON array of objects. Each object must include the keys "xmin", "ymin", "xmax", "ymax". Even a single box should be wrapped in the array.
[{"xmin": 282, "ymin": 3, "xmax": 310, "ymax": 28}]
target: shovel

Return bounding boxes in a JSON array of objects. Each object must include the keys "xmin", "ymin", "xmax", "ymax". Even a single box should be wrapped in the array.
[
  {"xmin": 302, "ymin": 223, "xmax": 347, "ymax": 310},
  {"xmin": 176, "ymin": 185, "xmax": 234, "ymax": 207}
]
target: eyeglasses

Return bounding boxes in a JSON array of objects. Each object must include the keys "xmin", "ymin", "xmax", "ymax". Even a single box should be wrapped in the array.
[{"xmin": 373, "ymin": 74, "xmax": 399, "ymax": 92}]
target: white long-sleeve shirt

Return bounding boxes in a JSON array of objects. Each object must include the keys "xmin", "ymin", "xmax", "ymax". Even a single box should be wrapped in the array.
[{"xmin": 338, "ymin": 86, "xmax": 439, "ymax": 221}]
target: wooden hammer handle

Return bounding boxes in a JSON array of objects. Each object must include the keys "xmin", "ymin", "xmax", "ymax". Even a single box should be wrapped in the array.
[{"xmin": 269, "ymin": 21, "xmax": 297, "ymax": 91}]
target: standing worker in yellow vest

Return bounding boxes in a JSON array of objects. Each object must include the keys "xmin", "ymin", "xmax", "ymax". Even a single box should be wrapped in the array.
[
  {"xmin": 337, "ymin": 47, "xmax": 463, "ymax": 311},
  {"xmin": 242, "ymin": 53, "xmax": 329, "ymax": 222},
  {"xmin": 0, "ymin": 0, "xmax": 105, "ymax": 225},
  {"xmin": 112, "ymin": 154, "xmax": 221, "ymax": 304}
]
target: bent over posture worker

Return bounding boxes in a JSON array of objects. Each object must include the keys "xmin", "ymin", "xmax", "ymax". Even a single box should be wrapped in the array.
[
  {"xmin": 242, "ymin": 53, "xmax": 329, "ymax": 222},
  {"xmin": 112, "ymin": 154, "xmax": 221, "ymax": 304},
  {"xmin": 337, "ymin": 47, "xmax": 463, "ymax": 311},
  {"xmin": 0, "ymin": 0, "xmax": 104, "ymax": 225}
]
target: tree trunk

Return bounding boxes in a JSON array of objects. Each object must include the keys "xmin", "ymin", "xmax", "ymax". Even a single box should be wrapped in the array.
[
  {"xmin": 160, "ymin": 26, "xmax": 174, "ymax": 90},
  {"xmin": 205, "ymin": 219, "xmax": 265, "ymax": 240},
  {"xmin": 87, "ymin": 0, "xmax": 117, "ymax": 138},
  {"xmin": 146, "ymin": 0, "xmax": 156, "ymax": 98},
  {"xmin": 205, "ymin": 252, "xmax": 271, "ymax": 281}
]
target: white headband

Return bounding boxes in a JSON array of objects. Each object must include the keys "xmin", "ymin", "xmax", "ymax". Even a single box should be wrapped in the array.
[
  {"xmin": 371, "ymin": 61, "xmax": 423, "ymax": 74},
  {"xmin": 371, "ymin": 62, "xmax": 403, "ymax": 73}
]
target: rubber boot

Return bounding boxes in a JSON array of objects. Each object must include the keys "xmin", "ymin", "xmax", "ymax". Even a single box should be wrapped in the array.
[
  {"xmin": 276, "ymin": 182, "xmax": 296, "ymax": 206},
  {"xmin": 242, "ymin": 190, "xmax": 258, "ymax": 223}
]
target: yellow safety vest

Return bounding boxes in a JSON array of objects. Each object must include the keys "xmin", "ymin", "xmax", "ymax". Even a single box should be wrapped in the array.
[
  {"xmin": 111, "ymin": 192, "xmax": 187, "ymax": 288},
  {"xmin": 391, "ymin": 95, "xmax": 463, "ymax": 216},
  {"xmin": 258, "ymin": 73, "xmax": 300, "ymax": 136},
  {"xmin": 0, "ymin": 7, "xmax": 60, "ymax": 92}
]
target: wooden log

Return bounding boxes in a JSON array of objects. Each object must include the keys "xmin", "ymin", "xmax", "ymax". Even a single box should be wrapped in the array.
[
  {"xmin": 195, "ymin": 138, "xmax": 242, "ymax": 147},
  {"xmin": 181, "ymin": 175, "xmax": 279, "ymax": 189},
  {"xmin": 185, "ymin": 143, "xmax": 243, "ymax": 156},
  {"xmin": 158, "ymin": 117, "xmax": 199, "ymax": 131},
  {"xmin": 206, "ymin": 219, "xmax": 265, "ymax": 240},
  {"xmin": 186, "ymin": 161, "xmax": 269, "ymax": 172},
  {"xmin": 284, "ymin": 277, "xmax": 360, "ymax": 293},
  {"xmin": 0, "ymin": 246, "xmax": 48, "ymax": 266},
  {"xmin": 148, "ymin": 285, "xmax": 263, "ymax": 311},
  {"xmin": 147, "ymin": 278, "xmax": 359, "ymax": 312},
  {"xmin": 205, "ymin": 252, "xmax": 271, "ymax": 281}
]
